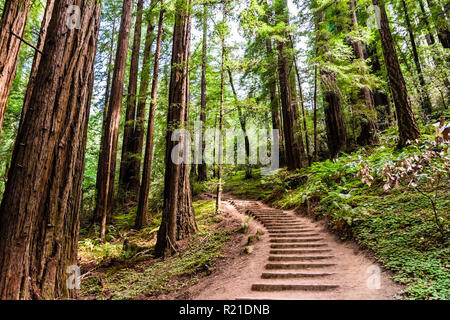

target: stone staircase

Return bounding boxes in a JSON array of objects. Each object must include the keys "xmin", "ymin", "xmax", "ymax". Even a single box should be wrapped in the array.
[{"xmin": 229, "ymin": 198, "xmax": 340, "ymax": 298}]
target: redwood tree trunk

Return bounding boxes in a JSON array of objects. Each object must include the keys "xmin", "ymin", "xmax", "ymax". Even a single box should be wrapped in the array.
[
  {"xmin": 0, "ymin": 0, "xmax": 31, "ymax": 136},
  {"xmin": 372, "ymin": 0, "xmax": 420, "ymax": 145},
  {"xmin": 275, "ymin": 0, "xmax": 306, "ymax": 170},
  {"xmin": 119, "ymin": 0, "xmax": 144, "ymax": 204},
  {"xmin": 197, "ymin": 2, "xmax": 208, "ymax": 182},
  {"xmin": 94, "ymin": 0, "xmax": 134, "ymax": 241},
  {"xmin": 19, "ymin": 0, "xmax": 55, "ymax": 130},
  {"xmin": 135, "ymin": 1, "xmax": 165, "ymax": 230},
  {"xmin": 155, "ymin": 0, "xmax": 197, "ymax": 257},
  {"xmin": 0, "ymin": 0, "xmax": 101, "ymax": 299}
]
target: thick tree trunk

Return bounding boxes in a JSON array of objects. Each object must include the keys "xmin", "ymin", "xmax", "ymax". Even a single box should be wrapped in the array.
[
  {"xmin": 0, "ymin": 0, "xmax": 31, "ymax": 136},
  {"xmin": 19, "ymin": 0, "xmax": 55, "ymax": 130},
  {"xmin": 372, "ymin": 0, "xmax": 420, "ymax": 145},
  {"xmin": 135, "ymin": 1, "xmax": 165, "ymax": 230},
  {"xmin": 0, "ymin": 0, "xmax": 101, "ymax": 299},
  {"xmin": 155, "ymin": 0, "xmax": 197, "ymax": 257},
  {"xmin": 401, "ymin": 0, "xmax": 432, "ymax": 115},
  {"xmin": 349, "ymin": 0, "xmax": 378, "ymax": 146},
  {"xmin": 197, "ymin": 2, "xmax": 208, "ymax": 182},
  {"xmin": 94, "ymin": 0, "xmax": 134, "ymax": 241},
  {"xmin": 119, "ymin": 0, "xmax": 144, "ymax": 204},
  {"xmin": 275, "ymin": 0, "xmax": 306, "ymax": 170}
]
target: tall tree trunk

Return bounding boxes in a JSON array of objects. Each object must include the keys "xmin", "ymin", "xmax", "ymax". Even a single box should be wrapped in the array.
[
  {"xmin": 119, "ymin": 0, "xmax": 144, "ymax": 204},
  {"xmin": 228, "ymin": 69, "xmax": 251, "ymax": 178},
  {"xmin": 197, "ymin": 1, "xmax": 208, "ymax": 182},
  {"xmin": 19, "ymin": 0, "xmax": 55, "ymax": 129},
  {"xmin": 135, "ymin": 0, "xmax": 165, "ymax": 230},
  {"xmin": 316, "ymin": 12, "xmax": 347, "ymax": 158},
  {"xmin": 0, "ymin": 0, "xmax": 31, "ymax": 136},
  {"xmin": 291, "ymin": 37, "xmax": 311, "ymax": 162},
  {"xmin": 372, "ymin": 0, "xmax": 420, "ymax": 145},
  {"xmin": 426, "ymin": 0, "xmax": 450, "ymax": 48},
  {"xmin": 313, "ymin": 65, "xmax": 319, "ymax": 162},
  {"xmin": 349, "ymin": 0, "xmax": 378, "ymax": 146},
  {"xmin": 215, "ymin": 3, "xmax": 226, "ymax": 214},
  {"xmin": 264, "ymin": 37, "xmax": 284, "ymax": 167},
  {"xmin": 155, "ymin": 0, "xmax": 197, "ymax": 257},
  {"xmin": 0, "ymin": 0, "xmax": 101, "ymax": 299},
  {"xmin": 400, "ymin": 0, "xmax": 432, "ymax": 115},
  {"xmin": 94, "ymin": 0, "xmax": 134, "ymax": 242},
  {"xmin": 274, "ymin": 0, "xmax": 306, "ymax": 170}
]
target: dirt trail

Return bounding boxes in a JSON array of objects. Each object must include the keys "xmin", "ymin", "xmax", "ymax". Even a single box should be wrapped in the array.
[{"xmin": 187, "ymin": 195, "xmax": 404, "ymax": 300}]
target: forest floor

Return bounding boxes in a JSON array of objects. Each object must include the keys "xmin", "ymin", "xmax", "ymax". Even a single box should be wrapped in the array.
[{"xmin": 78, "ymin": 133, "xmax": 449, "ymax": 300}]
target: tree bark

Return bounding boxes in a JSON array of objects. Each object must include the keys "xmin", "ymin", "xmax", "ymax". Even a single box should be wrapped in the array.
[
  {"xmin": 0, "ymin": 0, "xmax": 101, "ymax": 299},
  {"xmin": 0, "ymin": 0, "xmax": 31, "ymax": 136},
  {"xmin": 372, "ymin": 0, "xmax": 420, "ymax": 145},
  {"xmin": 274, "ymin": 0, "xmax": 306, "ymax": 170},
  {"xmin": 135, "ymin": 0, "xmax": 165, "ymax": 230},
  {"xmin": 119, "ymin": 0, "xmax": 144, "ymax": 204},
  {"xmin": 19, "ymin": 0, "xmax": 55, "ymax": 130},
  {"xmin": 155, "ymin": 0, "xmax": 197, "ymax": 257},
  {"xmin": 400, "ymin": 0, "xmax": 432, "ymax": 115},
  {"xmin": 197, "ymin": 1, "xmax": 208, "ymax": 182},
  {"xmin": 94, "ymin": 0, "xmax": 134, "ymax": 241}
]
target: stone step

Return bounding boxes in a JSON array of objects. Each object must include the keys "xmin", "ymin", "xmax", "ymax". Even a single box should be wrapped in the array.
[
  {"xmin": 270, "ymin": 238, "xmax": 324, "ymax": 243},
  {"xmin": 270, "ymin": 243, "xmax": 328, "ymax": 249},
  {"xmin": 269, "ymin": 233, "xmax": 321, "ymax": 238},
  {"xmin": 268, "ymin": 229, "xmax": 316, "ymax": 234},
  {"xmin": 270, "ymin": 249, "xmax": 332, "ymax": 254},
  {"xmin": 268, "ymin": 255, "xmax": 335, "ymax": 261},
  {"xmin": 261, "ymin": 272, "xmax": 335, "ymax": 279},
  {"xmin": 265, "ymin": 263, "xmax": 336, "ymax": 270},
  {"xmin": 264, "ymin": 224, "xmax": 308, "ymax": 228},
  {"xmin": 251, "ymin": 284, "xmax": 339, "ymax": 292}
]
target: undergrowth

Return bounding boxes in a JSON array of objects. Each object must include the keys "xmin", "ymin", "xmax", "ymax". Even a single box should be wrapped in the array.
[{"xmin": 222, "ymin": 130, "xmax": 449, "ymax": 300}]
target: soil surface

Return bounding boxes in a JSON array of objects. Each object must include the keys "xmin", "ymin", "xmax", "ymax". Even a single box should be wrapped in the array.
[{"xmin": 166, "ymin": 194, "xmax": 404, "ymax": 300}]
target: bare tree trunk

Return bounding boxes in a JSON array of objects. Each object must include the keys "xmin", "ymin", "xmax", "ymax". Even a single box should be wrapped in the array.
[
  {"xmin": 0, "ymin": 0, "xmax": 31, "ymax": 136},
  {"xmin": 372, "ymin": 0, "xmax": 420, "ymax": 146},
  {"xmin": 0, "ymin": 0, "xmax": 101, "ymax": 299},
  {"xmin": 94, "ymin": 0, "xmax": 134, "ymax": 242},
  {"xmin": 155, "ymin": 0, "xmax": 197, "ymax": 257},
  {"xmin": 119, "ymin": 0, "xmax": 144, "ymax": 204},
  {"xmin": 400, "ymin": 0, "xmax": 432, "ymax": 115},
  {"xmin": 135, "ymin": 0, "xmax": 165, "ymax": 230},
  {"xmin": 19, "ymin": 0, "xmax": 55, "ymax": 130},
  {"xmin": 197, "ymin": 1, "xmax": 208, "ymax": 182}
]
